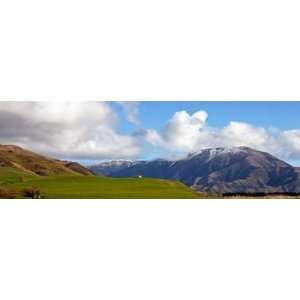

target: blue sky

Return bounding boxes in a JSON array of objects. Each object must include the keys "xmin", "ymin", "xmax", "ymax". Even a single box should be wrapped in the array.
[
  {"xmin": 113, "ymin": 101, "xmax": 300, "ymax": 132},
  {"xmin": 111, "ymin": 101, "xmax": 300, "ymax": 165}
]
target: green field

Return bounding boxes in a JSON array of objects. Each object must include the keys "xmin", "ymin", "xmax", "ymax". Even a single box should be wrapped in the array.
[{"xmin": 0, "ymin": 167, "xmax": 202, "ymax": 199}]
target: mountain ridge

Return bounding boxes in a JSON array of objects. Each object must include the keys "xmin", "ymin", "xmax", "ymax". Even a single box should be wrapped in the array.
[{"xmin": 89, "ymin": 147, "xmax": 300, "ymax": 194}]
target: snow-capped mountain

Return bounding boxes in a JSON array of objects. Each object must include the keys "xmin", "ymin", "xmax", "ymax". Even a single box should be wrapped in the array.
[
  {"xmin": 89, "ymin": 147, "xmax": 300, "ymax": 194},
  {"xmin": 89, "ymin": 160, "xmax": 146, "ymax": 176}
]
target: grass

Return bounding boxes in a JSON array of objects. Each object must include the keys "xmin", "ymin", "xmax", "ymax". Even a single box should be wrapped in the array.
[
  {"xmin": 0, "ymin": 167, "xmax": 36, "ymax": 185},
  {"xmin": 0, "ymin": 167, "xmax": 203, "ymax": 199}
]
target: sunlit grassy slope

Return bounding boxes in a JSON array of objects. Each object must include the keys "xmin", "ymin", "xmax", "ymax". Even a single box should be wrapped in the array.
[
  {"xmin": 0, "ymin": 167, "xmax": 202, "ymax": 199},
  {"xmin": 0, "ymin": 167, "xmax": 36, "ymax": 185}
]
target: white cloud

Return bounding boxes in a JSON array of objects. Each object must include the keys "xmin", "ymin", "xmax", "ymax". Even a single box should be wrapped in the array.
[
  {"xmin": 144, "ymin": 110, "xmax": 213, "ymax": 152},
  {"xmin": 279, "ymin": 130, "xmax": 300, "ymax": 159},
  {"xmin": 142, "ymin": 110, "xmax": 300, "ymax": 160},
  {"xmin": 0, "ymin": 102, "xmax": 140, "ymax": 160},
  {"xmin": 118, "ymin": 101, "xmax": 140, "ymax": 125},
  {"xmin": 219, "ymin": 121, "xmax": 278, "ymax": 151}
]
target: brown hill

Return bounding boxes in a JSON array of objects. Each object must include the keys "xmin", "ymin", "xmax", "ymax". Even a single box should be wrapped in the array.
[
  {"xmin": 0, "ymin": 144, "xmax": 93, "ymax": 176},
  {"xmin": 63, "ymin": 161, "xmax": 95, "ymax": 175}
]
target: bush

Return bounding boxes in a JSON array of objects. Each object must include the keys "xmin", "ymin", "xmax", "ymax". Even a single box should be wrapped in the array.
[
  {"xmin": 0, "ymin": 186, "xmax": 17, "ymax": 199},
  {"xmin": 23, "ymin": 187, "xmax": 41, "ymax": 199}
]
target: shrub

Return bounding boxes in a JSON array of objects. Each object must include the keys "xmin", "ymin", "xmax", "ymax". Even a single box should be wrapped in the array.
[
  {"xmin": 23, "ymin": 187, "xmax": 41, "ymax": 199},
  {"xmin": 0, "ymin": 186, "xmax": 17, "ymax": 199}
]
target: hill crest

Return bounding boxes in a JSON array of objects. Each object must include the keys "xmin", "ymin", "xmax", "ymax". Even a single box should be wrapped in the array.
[{"xmin": 0, "ymin": 144, "xmax": 93, "ymax": 176}]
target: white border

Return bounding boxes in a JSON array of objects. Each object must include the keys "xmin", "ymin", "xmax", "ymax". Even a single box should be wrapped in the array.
[{"xmin": 1, "ymin": 0, "xmax": 300, "ymax": 298}]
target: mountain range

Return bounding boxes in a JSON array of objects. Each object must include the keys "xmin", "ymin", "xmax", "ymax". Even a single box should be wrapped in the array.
[
  {"xmin": 1, "ymin": 144, "xmax": 300, "ymax": 195},
  {"xmin": 89, "ymin": 147, "xmax": 300, "ymax": 194}
]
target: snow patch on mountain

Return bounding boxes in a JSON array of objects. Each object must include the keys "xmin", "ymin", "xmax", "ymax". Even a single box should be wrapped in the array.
[{"xmin": 187, "ymin": 147, "xmax": 247, "ymax": 161}]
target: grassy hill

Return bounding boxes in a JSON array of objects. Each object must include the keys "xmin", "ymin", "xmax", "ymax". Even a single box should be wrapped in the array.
[
  {"xmin": 0, "ymin": 167, "xmax": 202, "ymax": 199},
  {"xmin": 0, "ymin": 144, "xmax": 93, "ymax": 176},
  {"xmin": 0, "ymin": 144, "xmax": 205, "ymax": 199}
]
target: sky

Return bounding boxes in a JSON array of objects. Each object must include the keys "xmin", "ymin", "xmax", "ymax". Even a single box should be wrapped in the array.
[{"xmin": 0, "ymin": 101, "xmax": 300, "ymax": 165}]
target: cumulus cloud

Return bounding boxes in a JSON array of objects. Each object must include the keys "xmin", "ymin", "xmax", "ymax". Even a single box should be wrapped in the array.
[
  {"xmin": 279, "ymin": 130, "xmax": 300, "ymax": 159},
  {"xmin": 142, "ymin": 110, "xmax": 300, "ymax": 160},
  {"xmin": 118, "ymin": 101, "xmax": 140, "ymax": 125},
  {"xmin": 144, "ymin": 110, "xmax": 213, "ymax": 152},
  {"xmin": 0, "ymin": 102, "xmax": 140, "ymax": 160},
  {"xmin": 219, "ymin": 121, "xmax": 279, "ymax": 153}
]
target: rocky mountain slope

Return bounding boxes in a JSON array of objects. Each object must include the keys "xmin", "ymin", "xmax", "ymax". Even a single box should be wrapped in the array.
[
  {"xmin": 89, "ymin": 147, "xmax": 300, "ymax": 194},
  {"xmin": 0, "ymin": 144, "xmax": 93, "ymax": 176}
]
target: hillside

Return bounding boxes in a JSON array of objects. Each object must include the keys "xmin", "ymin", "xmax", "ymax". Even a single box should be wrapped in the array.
[
  {"xmin": 4, "ymin": 173, "xmax": 201, "ymax": 199},
  {"xmin": 0, "ymin": 144, "xmax": 93, "ymax": 176},
  {"xmin": 0, "ymin": 144, "xmax": 202, "ymax": 198},
  {"xmin": 90, "ymin": 147, "xmax": 300, "ymax": 194},
  {"xmin": 0, "ymin": 166, "xmax": 202, "ymax": 199}
]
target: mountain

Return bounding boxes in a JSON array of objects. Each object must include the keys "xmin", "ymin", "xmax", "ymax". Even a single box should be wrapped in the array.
[
  {"xmin": 0, "ymin": 144, "xmax": 93, "ymax": 176},
  {"xmin": 89, "ymin": 160, "xmax": 142, "ymax": 176},
  {"xmin": 89, "ymin": 147, "xmax": 300, "ymax": 194}
]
